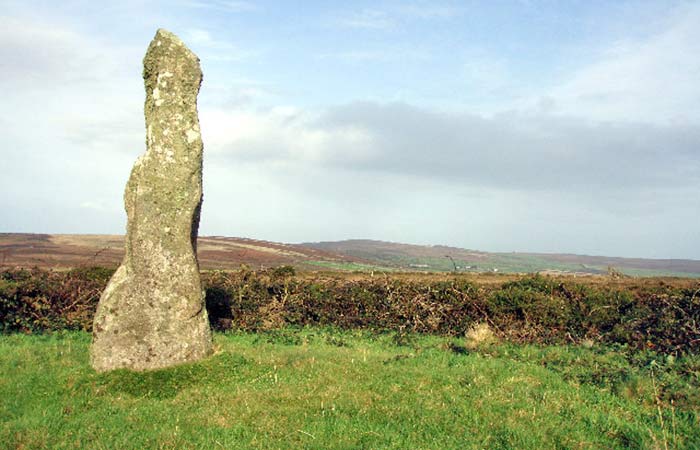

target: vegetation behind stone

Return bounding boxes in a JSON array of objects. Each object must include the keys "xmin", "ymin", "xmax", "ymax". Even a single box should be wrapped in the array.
[{"xmin": 2, "ymin": 267, "xmax": 698, "ymax": 356}]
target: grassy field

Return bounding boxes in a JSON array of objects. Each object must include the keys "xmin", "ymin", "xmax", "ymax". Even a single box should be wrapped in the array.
[
  {"xmin": 305, "ymin": 260, "xmax": 397, "ymax": 272},
  {"xmin": 354, "ymin": 252, "xmax": 700, "ymax": 277},
  {"xmin": 2, "ymin": 328, "xmax": 699, "ymax": 449}
]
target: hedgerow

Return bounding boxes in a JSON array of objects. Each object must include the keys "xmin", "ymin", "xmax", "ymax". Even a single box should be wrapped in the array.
[{"xmin": 1, "ymin": 267, "xmax": 698, "ymax": 354}]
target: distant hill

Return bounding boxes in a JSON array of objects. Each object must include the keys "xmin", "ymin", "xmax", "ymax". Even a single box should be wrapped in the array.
[
  {"xmin": 2, "ymin": 234, "xmax": 699, "ymax": 277},
  {"xmin": 304, "ymin": 239, "xmax": 700, "ymax": 277},
  {"xmin": 0, "ymin": 233, "xmax": 380, "ymax": 272}
]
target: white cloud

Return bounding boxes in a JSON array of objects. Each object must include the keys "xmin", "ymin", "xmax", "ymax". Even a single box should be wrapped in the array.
[
  {"xmin": 335, "ymin": 9, "xmax": 395, "ymax": 30},
  {"xmin": 0, "ymin": 16, "xmax": 134, "ymax": 86},
  {"xmin": 183, "ymin": 28, "xmax": 258, "ymax": 61},
  {"xmin": 184, "ymin": 29, "xmax": 216, "ymax": 45},
  {"xmin": 463, "ymin": 54, "xmax": 512, "ymax": 94},
  {"xmin": 317, "ymin": 50, "xmax": 389, "ymax": 62},
  {"xmin": 395, "ymin": 3, "xmax": 462, "ymax": 20},
  {"xmin": 202, "ymin": 101, "xmax": 700, "ymax": 195},
  {"xmin": 80, "ymin": 200, "xmax": 114, "ymax": 212},
  {"xmin": 0, "ymin": 14, "xmax": 142, "ymax": 233},
  {"xmin": 200, "ymin": 107, "xmax": 374, "ymax": 164},
  {"xmin": 181, "ymin": 0, "xmax": 258, "ymax": 13},
  {"xmin": 333, "ymin": 2, "xmax": 461, "ymax": 30},
  {"xmin": 192, "ymin": 95, "xmax": 700, "ymax": 254},
  {"xmin": 316, "ymin": 47, "xmax": 429, "ymax": 64},
  {"xmin": 542, "ymin": 3, "xmax": 700, "ymax": 124}
]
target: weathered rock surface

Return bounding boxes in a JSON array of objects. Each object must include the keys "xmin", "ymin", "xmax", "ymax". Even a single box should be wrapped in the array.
[{"xmin": 91, "ymin": 29, "xmax": 212, "ymax": 372}]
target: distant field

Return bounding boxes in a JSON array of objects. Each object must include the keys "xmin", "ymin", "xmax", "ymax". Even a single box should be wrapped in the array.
[
  {"xmin": 2, "ymin": 329, "xmax": 699, "ymax": 449},
  {"xmin": 307, "ymin": 239, "xmax": 700, "ymax": 277},
  {"xmin": 305, "ymin": 260, "xmax": 398, "ymax": 272}
]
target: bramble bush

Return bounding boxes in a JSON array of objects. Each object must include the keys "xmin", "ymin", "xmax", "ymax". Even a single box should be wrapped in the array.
[
  {"xmin": 1, "ymin": 267, "xmax": 699, "ymax": 354},
  {"xmin": 0, "ymin": 267, "xmax": 109, "ymax": 333}
]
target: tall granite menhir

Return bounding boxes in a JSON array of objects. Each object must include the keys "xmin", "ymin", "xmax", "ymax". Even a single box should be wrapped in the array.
[{"xmin": 91, "ymin": 29, "xmax": 212, "ymax": 371}]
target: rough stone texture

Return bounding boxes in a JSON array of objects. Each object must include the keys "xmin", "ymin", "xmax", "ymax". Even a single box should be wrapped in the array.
[{"xmin": 91, "ymin": 29, "xmax": 212, "ymax": 372}]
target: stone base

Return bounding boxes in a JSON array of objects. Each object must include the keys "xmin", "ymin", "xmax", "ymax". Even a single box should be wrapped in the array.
[{"xmin": 91, "ymin": 265, "xmax": 213, "ymax": 372}]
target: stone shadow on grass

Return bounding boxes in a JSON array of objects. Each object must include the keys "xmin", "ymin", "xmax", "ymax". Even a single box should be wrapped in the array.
[{"xmin": 93, "ymin": 352, "xmax": 248, "ymax": 399}]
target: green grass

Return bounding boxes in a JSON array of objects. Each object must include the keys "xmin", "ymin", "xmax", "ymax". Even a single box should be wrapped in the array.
[
  {"xmin": 306, "ymin": 260, "xmax": 397, "ymax": 272},
  {"xmin": 488, "ymin": 254, "xmax": 593, "ymax": 274},
  {"xmin": 1, "ymin": 329, "xmax": 698, "ymax": 449},
  {"xmin": 356, "ymin": 251, "xmax": 700, "ymax": 277},
  {"xmin": 351, "ymin": 252, "xmax": 596, "ymax": 274}
]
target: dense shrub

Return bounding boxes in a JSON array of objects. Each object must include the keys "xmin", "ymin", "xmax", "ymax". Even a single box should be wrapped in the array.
[
  {"xmin": 0, "ymin": 267, "xmax": 110, "ymax": 333},
  {"xmin": 1, "ymin": 267, "xmax": 699, "ymax": 354}
]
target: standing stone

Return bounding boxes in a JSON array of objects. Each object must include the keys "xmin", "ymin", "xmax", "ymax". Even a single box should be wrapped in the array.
[{"xmin": 91, "ymin": 29, "xmax": 212, "ymax": 372}]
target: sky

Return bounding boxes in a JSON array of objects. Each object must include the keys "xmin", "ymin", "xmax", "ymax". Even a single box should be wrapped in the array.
[{"xmin": 1, "ymin": 0, "xmax": 699, "ymax": 259}]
